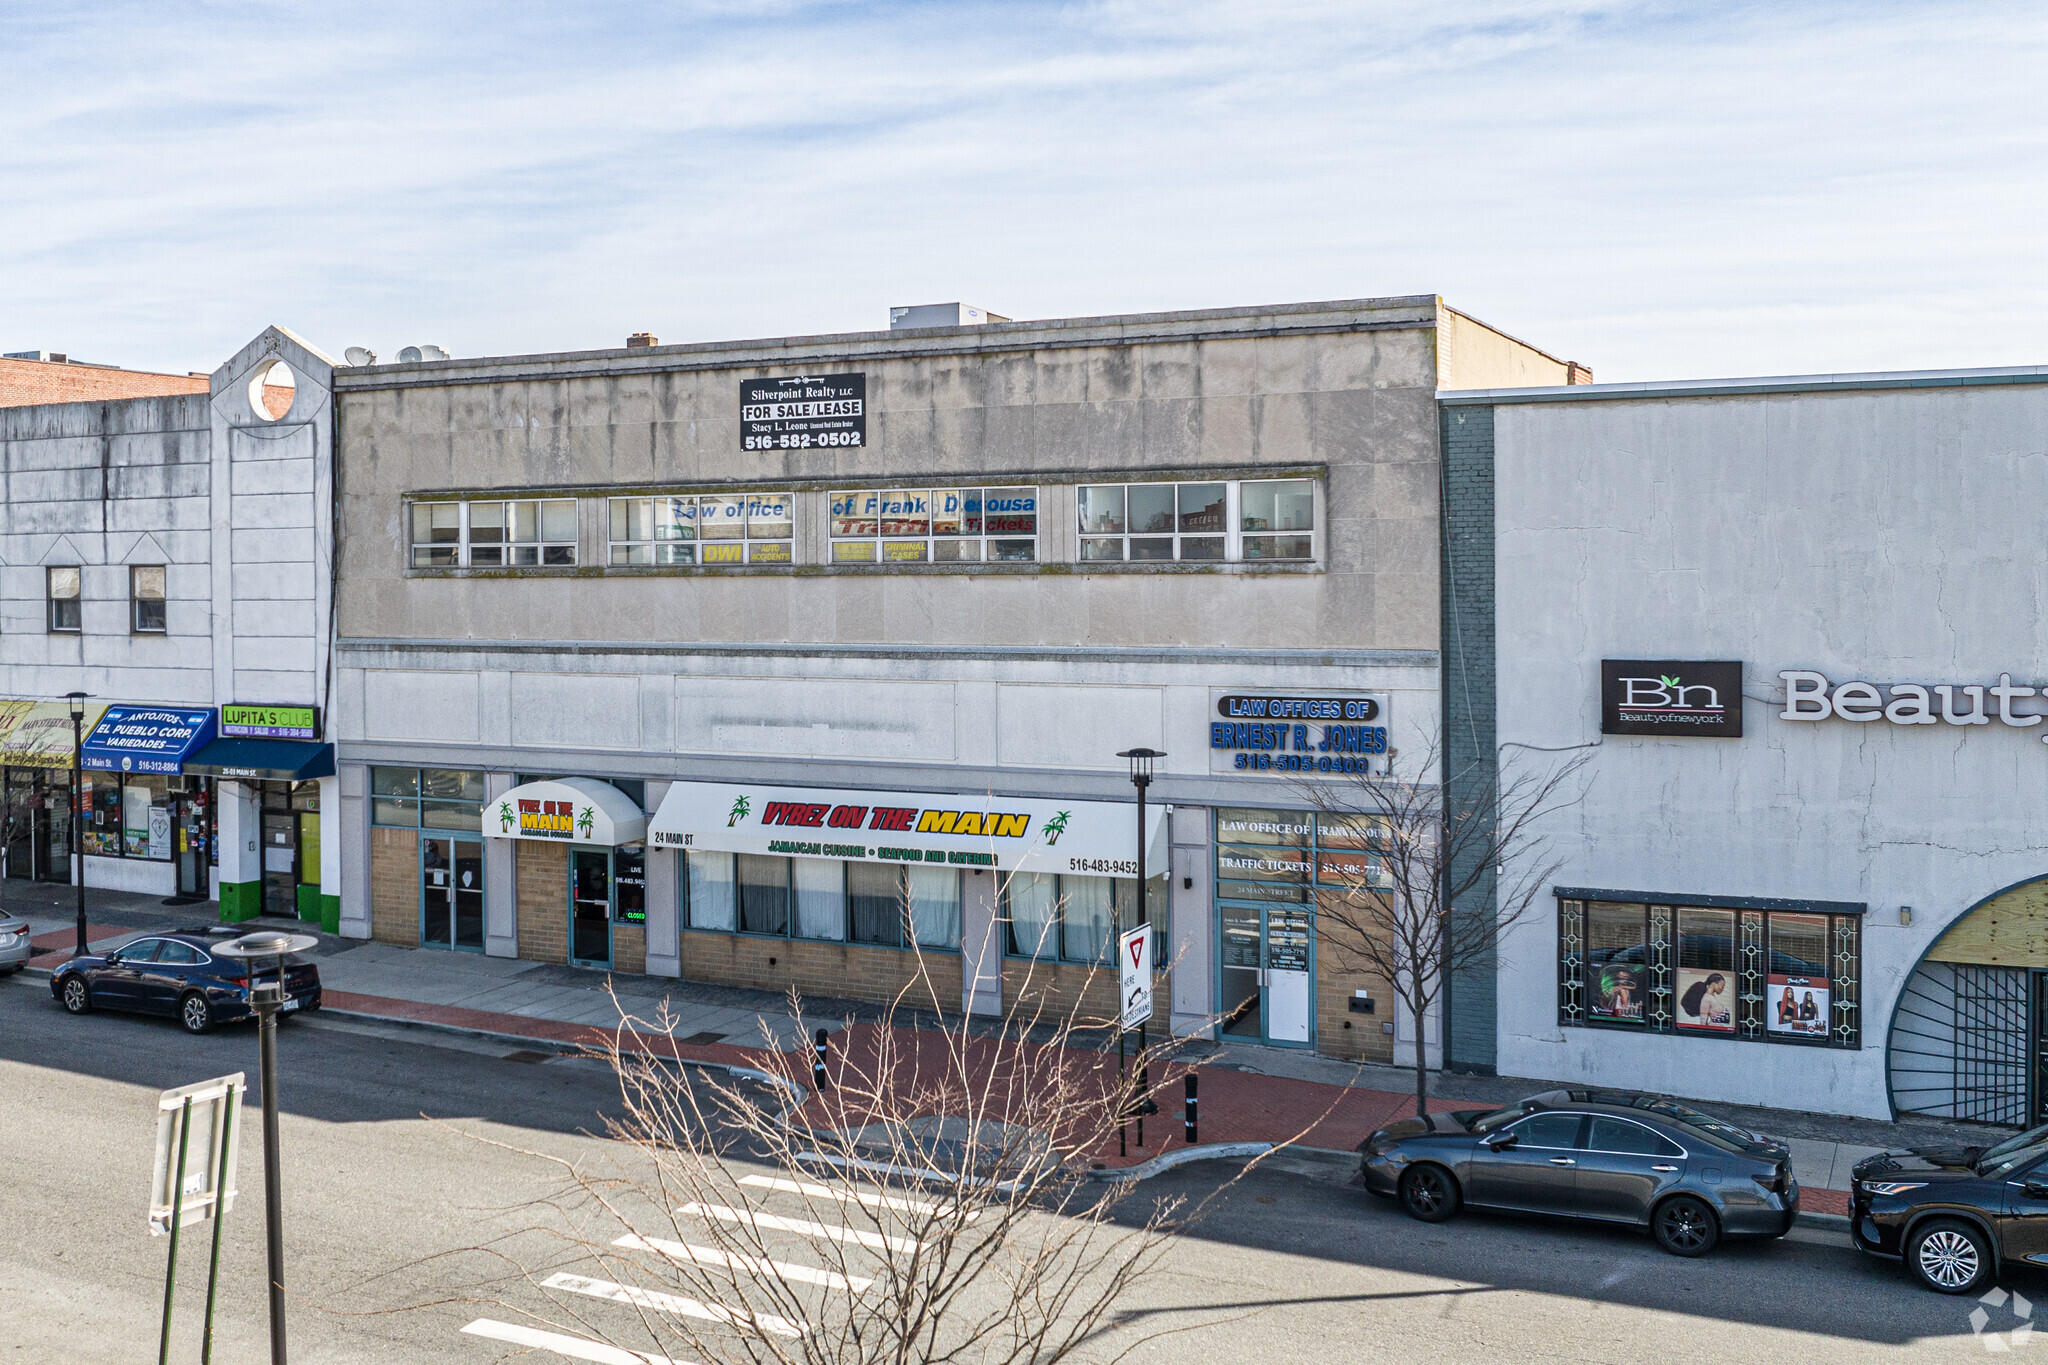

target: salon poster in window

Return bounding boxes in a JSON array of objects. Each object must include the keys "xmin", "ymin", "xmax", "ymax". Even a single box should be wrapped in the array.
[
  {"xmin": 1676, "ymin": 968, "xmax": 1735, "ymax": 1032},
  {"xmin": 1590, "ymin": 962, "xmax": 1645, "ymax": 1023},
  {"xmin": 1768, "ymin": 974, "xmax": 1830, "ymax": 1038}
]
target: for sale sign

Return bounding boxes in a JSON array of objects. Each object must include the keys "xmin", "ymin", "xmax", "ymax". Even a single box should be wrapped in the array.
[
  {"xmin": 741, "ymin": 373, "xmax": 866, "ymax": 451},
  {"xmin": 1118, "ymin": 925, "xmax": 1153, "ymax": 1031}
]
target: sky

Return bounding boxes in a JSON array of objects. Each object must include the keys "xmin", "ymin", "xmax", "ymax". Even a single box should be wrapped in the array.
[{"xmin": 3, "ymin": 0, "xmax": 2045, "ymax": 382}]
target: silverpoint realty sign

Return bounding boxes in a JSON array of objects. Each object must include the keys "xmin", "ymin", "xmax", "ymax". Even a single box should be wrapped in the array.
[
  {"xmin": 1600, "ymin": 660, "xmax": 1744, "ymax": 738},
  {"xmin": 741, "ymin": 373, "xmax": 866, "ymax": 451}
]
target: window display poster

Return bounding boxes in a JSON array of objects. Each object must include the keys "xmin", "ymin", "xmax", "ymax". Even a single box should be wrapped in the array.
[
  {"xmin": 1675, "ymin": 967, "xmax": 1734, "ymax": 1032},
  {"xmin": 1768, "ymin": 974, "xmax": 1829, "ymax": 1037},
  {"xmin": 148, "ymin": 807, "xmax": 171, "ymax": 861},
  {"xmin": 1590, "ymin": 962, "xmax": 1644, "ymax": 1023}
]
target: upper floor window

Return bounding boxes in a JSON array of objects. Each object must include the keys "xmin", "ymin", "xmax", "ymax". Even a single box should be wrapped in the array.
[
  {"xmin": 47, "ymin": 566, "xmax": 81, "ymax": 633},
  {"xmin": 130, "ymin": 565, "xmax": 167, "ymax": 633},
  {"xmin": 410, "ymin": 500, "xmax": 577, "ymax": 568},
  {"xmin": 609, "ymin": 494, "xmax": 793, "ymax": 566},
  {"xmin": 829, "ymin": 487, "xmax": 1037, "ymax": 563},
  {"xmin": 1078, "ymin": 479, "xmax": 1314, "ymax": 562},
  {"xmin": 371, "ymin": 767, "xmax": 488, "ymax": 831}
]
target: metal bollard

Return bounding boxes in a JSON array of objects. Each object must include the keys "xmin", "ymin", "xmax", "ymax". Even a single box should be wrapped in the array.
[
  {"xmin": 813, "ymin": 1028, "xmax": 830, "ymax": 1091},
  {"xmin": 1184, "ymin": 1072, "xmax": 1198, "ymax": 1145}
]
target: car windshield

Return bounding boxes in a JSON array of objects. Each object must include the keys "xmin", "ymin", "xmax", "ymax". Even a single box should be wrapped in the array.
[
  {"xmin": 1465, "ymin": 1102, "xmax": 1534, "ymax": 1134},
  {"xmin": 1977, "ymin": 1122, "xmax": 2048, "ymax": 1169},
  {"xmin": 1625, "ymin": 1097, "xmax": 1759, "ymax": 1146}
]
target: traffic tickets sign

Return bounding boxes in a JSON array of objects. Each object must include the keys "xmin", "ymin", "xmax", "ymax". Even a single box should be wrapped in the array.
[{"xmin": 1118, "ymin": 925, "xmax": 1153, "ymax": 1030}]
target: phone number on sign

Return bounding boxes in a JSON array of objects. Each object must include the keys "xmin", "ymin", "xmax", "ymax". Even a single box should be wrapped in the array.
[
  {"xmin": 1067, "ymin": 857, "xmax": 1139, "ymax": 875},
  {"xmin": 1234, "ymin": 753, "xmax": 1381, "ymax": 773},
  {"xmin": 744, "ymin": 432, "xmax": 863, "ymax": 450}
]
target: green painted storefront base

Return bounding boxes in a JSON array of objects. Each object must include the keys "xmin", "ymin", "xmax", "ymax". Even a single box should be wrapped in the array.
[
  {"xmin": 218, "ymin": 881, "xmax": 263, "ymax": 922},
  {"xmin": 297, "ymin": 886, "xmax": 339, "ymax": 934}
]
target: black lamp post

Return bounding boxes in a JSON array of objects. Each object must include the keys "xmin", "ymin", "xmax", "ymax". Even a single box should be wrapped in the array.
[
  {"xmin": 1115, "ymin": 747, "xmax": 1163, "ymax": 1151},
  {"xmin": 213, "ymin": 928, "xmax": 317, "ymax": 1365},
  {"xmin": 66, "ymin": 691, "xmax": 87, "ymax": 958}
]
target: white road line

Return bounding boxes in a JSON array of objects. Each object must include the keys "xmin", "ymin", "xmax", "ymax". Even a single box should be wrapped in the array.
[
  {"xmin": 611, "ymin": 1233, "xmax": 873, "ymax": 1292},
  {"xmin": 541, "ymin": 1271, "xmax": 805, "ymax": 1339},
  {"xmin": 739, "ymin": 1173, "xmax": 976, "ymax": 1220},
  {"xmin": 459, "ymin": 1317, "xmax": 685, "ymax": 1364},
  {"xmin": 679, "ymin": 1202, "xmax": 923, "ymax": 1255}
]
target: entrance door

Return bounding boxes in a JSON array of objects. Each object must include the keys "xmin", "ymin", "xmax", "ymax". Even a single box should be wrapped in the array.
[
  {"xmin": 570, "ymin": 849, "xmax": 612, "ymax": 967},
  {"xmin": 3, "ymin": 770, "xmax": 32, "ymax": 881},
  {"xmin": 175, "ymin": 786, "xmax": 211, "ymax": 898},
  {"xmin": 420, "ymin": 837, "xmax": 485, "ymax": 951},
  {"xmin": 1216, "ymin": 900, "xmax": 1316, "ymax": 1047},
  {"xmin": 261, "ymin": 784, "xmax": 299, "ymax": 917}
]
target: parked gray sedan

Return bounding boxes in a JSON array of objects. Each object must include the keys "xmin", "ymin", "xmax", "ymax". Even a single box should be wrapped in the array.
[
  {"xmin": 0, "ymin": 913, "xmax": 31, "ymax": 973},
  {"xmin": 1359, "ymin": 1088, "xmax": 1799, "ymax": 1256}
]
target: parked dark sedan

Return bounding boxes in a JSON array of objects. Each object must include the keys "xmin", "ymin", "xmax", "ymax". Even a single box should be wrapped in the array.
[
  {"xmin": 51, "ymin": 930, "xmax": 321, "ymax": 1034},
  {"xmin": 1360, "ymin": 1088, "xmax": 1798, "ymax": 1256},
  {"xmin": 1850, "ymin": 1121, "xmax": 2048, "ymax": 1293}
]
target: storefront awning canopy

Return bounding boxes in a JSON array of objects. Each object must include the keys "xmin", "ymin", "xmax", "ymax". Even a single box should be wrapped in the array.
[
  {"xmin": 184, "ymin": 739, "xmax": 335, "ymax": 783},
  {"xmin": 0, "ymin": 699, "xmax": 108, "ymax": 769},
  {"xmin": 647, "ymin": 780, "xmax": 1167, "ymax": 875},
  {"xmin": 483, "ymin": 777, "xmax": 647, "ymax": 846},
  {"xmin": 81, "ymin": 706, "xmax": 216, "ymax": 775}
]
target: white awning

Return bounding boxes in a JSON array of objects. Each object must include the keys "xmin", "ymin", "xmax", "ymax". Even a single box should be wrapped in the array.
[
  {"xmin": 482, "ymin": 777, "xmax": 647, "ymax": 846},
  {"xmin": 646, "ymin": 780, "xmax": 1165, "ymax": 876}
]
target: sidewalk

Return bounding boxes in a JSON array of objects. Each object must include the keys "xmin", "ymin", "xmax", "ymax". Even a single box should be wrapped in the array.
[{"xmin": 15, "ymin": 883, "xmax": 1998, "ymax": 1215}]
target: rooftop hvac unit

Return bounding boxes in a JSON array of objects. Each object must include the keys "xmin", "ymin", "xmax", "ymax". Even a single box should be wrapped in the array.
[{"xmin": 888, "ymin": 303, "xmax": 1010, "ymax": 330}]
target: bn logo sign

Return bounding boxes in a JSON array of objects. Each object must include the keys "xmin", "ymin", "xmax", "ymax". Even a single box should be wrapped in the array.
[{"xmin": 1600, "ymin": 660, "xmax": 1745, "ymax": 738}]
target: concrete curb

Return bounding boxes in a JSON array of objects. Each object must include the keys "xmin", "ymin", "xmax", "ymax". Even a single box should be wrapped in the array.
[{"xmin": 1089, "ymin": 1141, "xmax": 1276, "ymax": 1181}]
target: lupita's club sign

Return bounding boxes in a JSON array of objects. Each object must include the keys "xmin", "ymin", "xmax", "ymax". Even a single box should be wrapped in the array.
[{"xmin": 1600, "ymin": 660, "xmax": 1744, "ymax": 738}]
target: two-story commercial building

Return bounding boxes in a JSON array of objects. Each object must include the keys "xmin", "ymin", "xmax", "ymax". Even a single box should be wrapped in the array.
[{"xmin": 330, "ymin": 296, "xmax": 1581, "ymax": 1060}]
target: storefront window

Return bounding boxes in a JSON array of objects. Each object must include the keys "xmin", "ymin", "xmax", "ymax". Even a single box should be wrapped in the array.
[
  {"xmin": 411, "ymin": 499, "xmax": 577, "ymax": 568},
  {"xmin": 685, "ymin": 850, "xmax": 737, "ymax": 931},
  {"xmin": 615, "ymin": 845, "xmax": 646, "ymax": 924},
  {"xmin": 738, "ymin": 853, "xmax": 791, "ymax": 935},
  {"xmin": 684, "ymin": 850, "xmax": 961, "ymax": 950},
  {"xmin": 1558, "ymin": 895, "xmax": 1860, "ymax": 1048},
  {"xmin": 610, "ymin": 493, "xmax": 793, "ymax": 565},
  {"xmin": 372, "ymin": 767, "xmax": 487, "ymax": 830},
  {"xmin": 79, "ymin": 773, "xmax": 174, "ymax": 861},
  {"xmin": 1004, "ymin": 871, "xmax": 1162, "ymax": 964},
  {"xmin": 829, "ymin": 487, "xmax": 1037, "ymax": 563},
  {"xmin": 1078, "ymin": 480, "xmax": 1313, "ymax": 563}
]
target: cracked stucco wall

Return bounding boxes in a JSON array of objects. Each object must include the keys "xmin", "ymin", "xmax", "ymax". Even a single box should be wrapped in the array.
[{"xmin": 1490, "ymin": 380, "xmax": 2048, "ymax": 1121}]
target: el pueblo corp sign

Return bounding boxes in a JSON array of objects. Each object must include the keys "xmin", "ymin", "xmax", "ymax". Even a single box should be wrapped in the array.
[{"xmin": 1600, "ymin": 661, "xmax": 1744, "ymax": 738}]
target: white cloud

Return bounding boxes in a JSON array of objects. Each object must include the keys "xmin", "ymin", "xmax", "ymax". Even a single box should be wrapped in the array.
[{"xmin": 1, "ymin": 0, "xmax": 2043, "ymax": 379}]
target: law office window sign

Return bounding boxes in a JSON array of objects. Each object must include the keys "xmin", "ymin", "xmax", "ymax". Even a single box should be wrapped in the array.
[
  {"xmin": 609, "ymin": 494, "xmax": 794, "ymax": 565},
  {"xmin": 829, "ymin": 488, "xmax": 1037, "ymax": 563},
  {"xmin": 1208, "ymin": 691, "xmax": 1390, "ymax": 777},
  {"xmin": 1600, "ymin": 661, "xmax": 1744, "ymax": 738}
]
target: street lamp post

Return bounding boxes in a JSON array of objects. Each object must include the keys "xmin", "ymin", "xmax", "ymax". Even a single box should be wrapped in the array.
[
  {"xmin": 1116, "ymin": 747, "xmax": 1163, "ymax": 1152},
  {"xmin": 213, "ymin": 929, "xmax": 317, "ymax": 1365},
  {"xmin": 67, "ymin": 691, "xmax": 87, "ymax": 958}
]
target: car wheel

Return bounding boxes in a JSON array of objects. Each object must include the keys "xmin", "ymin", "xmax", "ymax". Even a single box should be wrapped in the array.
[
  {"xmin": 60, "ymin": 977, "xmax": 91, "ymax": 1014},
  {"xmin": 1652, "ymin": 1195, "xmax": 1720, "ymax": 1257},
  {"xmin": 1398, "ymin": 1164, "xmax": 1460, "ymax": 1223},
  {"xmin": 1907, "ymin": 1219, "xmax": 1991, "ymax": 1294},
  {"xmin": 179, "ymin": 992, "xmax": 215, "ymax": 1035}
]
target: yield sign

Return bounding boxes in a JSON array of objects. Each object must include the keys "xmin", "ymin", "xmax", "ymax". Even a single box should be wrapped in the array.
[{"xmin": 1118, "ymin": 925, "xmax": 1153, "ymax": 1031}]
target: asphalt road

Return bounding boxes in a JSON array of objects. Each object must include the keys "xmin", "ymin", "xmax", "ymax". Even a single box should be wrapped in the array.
[{"xmin": 0, "ymin": 970, "xmax": 2029, "ymax": 1364}]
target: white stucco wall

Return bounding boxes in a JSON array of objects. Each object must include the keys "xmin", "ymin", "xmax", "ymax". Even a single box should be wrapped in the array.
[{"xmin": 1491, "ymin": 378, "xmax": 2048, "ymax": 1120}]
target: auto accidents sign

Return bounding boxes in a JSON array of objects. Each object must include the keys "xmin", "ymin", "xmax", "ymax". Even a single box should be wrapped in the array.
[
  {"xmin": 741, "ymin": 373, "xmax": 865, "ymax": 451},
  {"xmin": 1118, "ymin": 925, "xmax": 1153, "ymax": 1030}
]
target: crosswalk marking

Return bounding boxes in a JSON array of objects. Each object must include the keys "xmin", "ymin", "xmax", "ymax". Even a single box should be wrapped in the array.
[
  {"xmin": 459, "ymin": 1317, "xmax": 685, "ymax": 1364},
  {"xmin": 679, "ymin": 1202, "xmax": 923, "ymax": 1255},
  {"xmin": 611, "ymin": 1233, "xmax": 873, "ymax": 1292},
  {"xmin": 738, "ymin": 1174, "xmax": 976, "ymax": 1220},
  {"xmin": 542, "ymin": 1271, "xmax": 805, "ymax": 1338}
]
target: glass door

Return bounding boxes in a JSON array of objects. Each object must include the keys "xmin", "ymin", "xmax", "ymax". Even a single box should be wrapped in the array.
[
  {"xmin": 570, "ymin": 849, "xmax": 613, "ymax": 967},
  {"xmin": 3, "ymin": 770, "xmax": 32, "ymax": 882},
  {"xmin": 174, "ymin": 783, "xmax": 212, "ymax": 898},
  {"xmin": 1220, "ymin": 906, "xmax": 1262, "ymax": 1037},
  {"xmin": 260, "ymin": 783, "xmax": 299, "ymax": 917},
  {"xmin": 1263, "ymin": 903, "xmax": 1314, "ymax": 1045},
  {"xmin": 420, "ymin": 836, "xmax": 485, "ymax": 951}
]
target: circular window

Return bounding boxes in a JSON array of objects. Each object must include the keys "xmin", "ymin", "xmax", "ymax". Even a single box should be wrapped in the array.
[{"xmin": 247, "ymin": 359, "xmax": 296, "ymax": 421}]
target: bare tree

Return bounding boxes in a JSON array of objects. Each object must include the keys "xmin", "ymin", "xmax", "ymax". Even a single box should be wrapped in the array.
[
  {"xmin": 425, "ymin": 905, "xmax": 1261, "ymax": 1365},
  {"xmin": 1295, "ymin": 729, "xmax": 1589, "ymax": 1117}
]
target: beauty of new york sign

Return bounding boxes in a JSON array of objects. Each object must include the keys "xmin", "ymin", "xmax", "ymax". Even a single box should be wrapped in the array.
[{"xmin": 1780, "ymin": 670, "xmax": 2048, "ymax": 738}]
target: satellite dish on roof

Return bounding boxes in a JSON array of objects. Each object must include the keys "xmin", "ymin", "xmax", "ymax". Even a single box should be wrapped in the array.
[
  {"xmin": 344, "ymin": 346, "xmax": 377, "ymax": 367},
  {"xmin": 397, "ymin": 344, "xmax": 450, "ymax": 364}
]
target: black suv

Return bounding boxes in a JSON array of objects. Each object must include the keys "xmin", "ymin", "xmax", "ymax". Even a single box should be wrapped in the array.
[{"xmin": 1851, "ymin": 1122, "xmax": 2048, "ymax": 1292}]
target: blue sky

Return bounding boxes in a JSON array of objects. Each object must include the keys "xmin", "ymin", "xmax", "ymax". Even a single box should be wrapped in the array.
[{"xmin": 3, "ymin": 1, "xmax": 2044, "ymax": 380}]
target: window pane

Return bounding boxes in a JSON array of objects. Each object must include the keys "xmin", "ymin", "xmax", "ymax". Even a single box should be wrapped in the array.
[
  {"xmin": 1676, "ymin": 907, "xmax": 1736, "ymax": 1033},
  {"xmin": 133, "ymin": 565, "xmax": 166, "ymax": 599},
  {"xmin": 1179, "ymin": 483, "xmax": 1226, "ymax": 533},
  {"xmin": 1242, "ymin": 480, "xmax": 1312, "ymax": 532},
  {"xmin": 539, "ymin": 500, "xmax": 578, "ymax": 542},
  {"xmin": 961, "ymin": 489, "xmax": 983, "ymax": 535},
  {"xmin": 612, "ymin": 543, "xmax": 649, "ymax": 565},
  {"xmin": 541, "ymin": 545, "xmax": 576, "ymax": 566},
  {"xmin": 657, "ymin": 497, "xmax": 696, "ymax": 540},
  {"xmin": 1586, "ymin": 901, "xmax": 1647, "ymax": 1024},
  {"xmin": 701, "ymin": 495, "xmax": 747, "ymax": 539},
  {"xmin": 701, "ymin": 543, "xmax": 744, "ymax": 564},
  {"xmin": 414, "ymin": 503, "xmax": 459, "ymax": 545},
  {"xmin": 931, "ymin": 489, "xmax": 966, "ymax": 536},
  {"xmin": 933, "ymin": 540, "xmax": 981, "ymax": 562},
  {"xmin": 1006, "ymin": 871, "xmax": 1058, "ymax": 958},
  {"xmin": 1062, "ymin": 874, "xmax": 1116, "ymax": 963},
  {"xmin": 511, "ymin": 501, "xmax": 539, "ymax": 543},
  {"xmin": 469, "ymin": 501, "xmax": 506, "ymax": 542},
  {"xmin": 1077, "ymin": 485, "xmax": 1125, "ymax": 535},
  {"xmin": 747, "ymin": 541, "xmax": 792, "ymax": 564},
  {"xmin": 1242, "ymin": 535, "xmax": 1312, "ymax": 561},
  {"xmin": 878, "ymin": 489, "xmax": 929, "ymax": 536},
  {"xmin": 1768, "ymin": 912, "xmax": 1831, "ymax": 1038},
  {"xmin": 609, "ymin": 498, "xmax": 642, "ymax": 543},
  {"xmin": 421, "ymin": 799, "xmax": 481, "ymax": 832},
  {"xmin": 833, "ymin": 541, "xmax": 876, "ymax": 563},
  {"xmin": 794, "ymin": 859, "xmax": 846, "ymax": 940},
  {"xmin": 1128, "ymin": 538, "xmax": 1174, "ymax": 561},
  {"xmin": 371, "ymin": 767, "xmax": 421, "ymax": 798},
  {"xmin": 1080, "ymin": 538, "xmax": 1124, "ymax": 562},
  {"xmin": 907, "ymin": 866, "xmax": 960, "ymax": 948},
  {"xmin": 371, "ymin": 797, "xmax": 418, "ymax": 827},
  {"xmin": 848, "ymin": 862, "xmax": 902, "ymax": 945},
  {"xmin": 413, "ymin": 546, "xmax": 457, "ymax": 567},
  {"xmin": 984, "ymin": 488, "xmax": 1035, "ymax": 535},
  {"xmin": 1179, "ymin": 536, "xmax": 1224, "ymax": 561},
  {"xmin": 686, "ymin": 851, "xmax": 736, "ymax": 931},
  {"xmin": 989, "ymin": 539, "xmax": 1035, "ymax": 561},
  {"xmin": 421, "ymin": 768, "xmax": 487, "ymax": 802},
  {"xmin": 746, "ymin": 492, "xmax": 792, "ymax": 539},
  {"xmin": 654, "ymin": 543, "xmax": 696, "ymax": 565},
  {"xmin": 469, "ymin": 545, "xmax": 504, "ymax": 566},
  {"xmin": 831, "ymin": 491, "xmax": 877, "ymax": 537},
  {"xmin": 49, "ymin": 566, "xmax": 81, "ymax": 600},
  {"xmin": 509, "ymin": 545, "xmax": 539, "ymax": 566},
  {"xmin": 1128, "ymin": 484, "xmax": 1175, "ymax": 534},
  {"xmin": 882, "ymin": 540, "xmax": 928, "ymax": 563},
  {"xmin": 737, "ymin": 853, "xmax": 790, "ymax": 935}
]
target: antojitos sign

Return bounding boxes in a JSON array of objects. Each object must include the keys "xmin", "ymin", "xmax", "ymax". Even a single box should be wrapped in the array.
[{"xmin": 647, "ymin": 780, "xmax": 1164, "ymax": 875}]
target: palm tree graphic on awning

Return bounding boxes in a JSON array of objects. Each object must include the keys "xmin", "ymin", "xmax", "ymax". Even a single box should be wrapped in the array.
[{"xmin": 728, "ymin": 794, "xmax": 751, "ymax": 827}]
